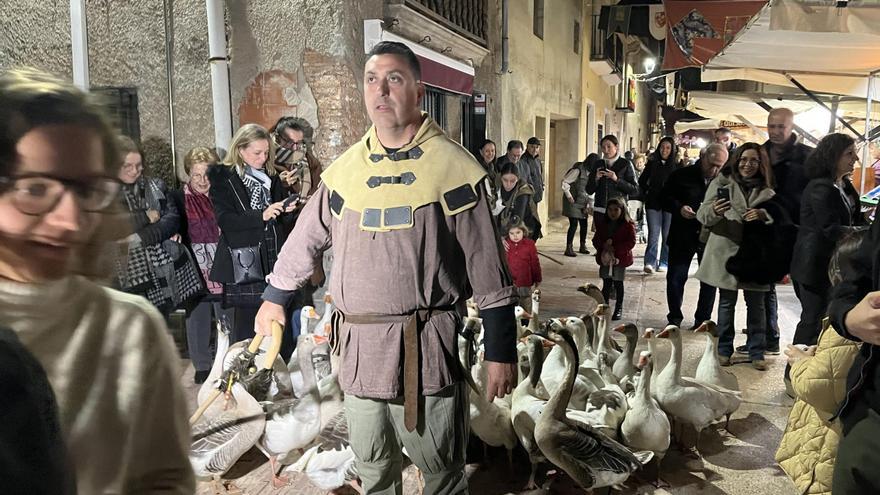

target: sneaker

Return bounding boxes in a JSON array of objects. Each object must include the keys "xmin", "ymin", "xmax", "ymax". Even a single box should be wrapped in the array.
[
  {"xmin": 643, "ymin": 265, "xmax": 655, "ymax": 274},
  {"xmin": 735, "ymin": 345, "xmax": 748, "ymax": 355},
  {"xmin": 657, "ymin": 265, "xmax": 668, "ymax": 273},
  {"xmin": 612, "ymin": 306, "xmax": 623, "ymax": 320},
  {"xmin": 579, "ymin": 245, "xmax": 590, "ymax": 254},
  {"xmin": 765, "ymin": 346, "xmax": 781, "ymax": 356},
  {"xmin": 194, "ymin": 369, "xmax": 210, "ymax": 384},
  {"xmin": 719, "ymin": 355, "xmax": 732, "ymax": 366},
  {"xmin": 752, "ymin": 359, "xmax": 767, "ymax": 371}
]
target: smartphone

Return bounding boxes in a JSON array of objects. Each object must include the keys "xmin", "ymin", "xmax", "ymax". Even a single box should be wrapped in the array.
[
  {"xmin": 282, "ymin": 192, "xmax": 301, "ymax": 209},
  {"xmin": 716, "ymin": 187, "xmax": 730, "ymax": 202}
]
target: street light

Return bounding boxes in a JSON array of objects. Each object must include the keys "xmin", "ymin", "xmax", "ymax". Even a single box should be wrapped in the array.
[{"xmin": 643, "ymin": 57, "xmax": 656, "ymax": 74}]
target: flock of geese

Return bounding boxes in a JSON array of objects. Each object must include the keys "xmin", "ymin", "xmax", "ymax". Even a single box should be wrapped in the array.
[{"xmin": 188, "ymin": 284, "xmax": 743, "ymax": 494}]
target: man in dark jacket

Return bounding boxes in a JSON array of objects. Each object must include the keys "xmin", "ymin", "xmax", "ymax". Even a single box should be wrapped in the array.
[
  {"xmin": 662, "ymin": 143, "xmax": 726, "ymax": 327},
  {"xmin": 520, "ymin": 137, "xmax": 545, "ymax": 204},
  {"xmin": 739, "ymin": 108, "xmax": 812, "ymax": 357},
  {"xmin": 828, "ymin": 216, "xmax": 880, "ymax": 493}
]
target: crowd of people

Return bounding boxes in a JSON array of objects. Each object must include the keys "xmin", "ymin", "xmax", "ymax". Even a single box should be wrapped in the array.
[{"xmin": 0, "ymin": 39, "xmax": 878, "ymax": 495}]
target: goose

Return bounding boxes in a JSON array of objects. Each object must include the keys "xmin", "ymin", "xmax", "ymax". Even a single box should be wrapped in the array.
[
  {"xmin": 466, "ymin": 298, "xmax": 480, "ymax": 318},
  {"xmin": 577, "ymin": 281, "xmax": 605, "ymax": 306},
  {"xmin": 654, "ymin": 325, "xmax": 740, "ymax": 456},
  {"xmin": 286, "ymin": 409, "xmax": 361, "ymax": 494},
  {"xmin": 465, "ymin": 321, "xmax": 518, "ymax": 466},
  {"xmin": 540, "ymin": 318, "xmax": 596, "ymax": 410},
  {"xmin": 582, "ymin": 352, "xmax": 629, "ymax": 437},
  {"xmin": 612, "ymin": 323, "xmax": 639, "ymax": 384},
  {"xmin": 514, "ymin": 305, "xmax": 532, "ymax": 338},
  {"xmin": 511, "ymin": 335, "xmax": 550, "ymax": 489},
  {"xmin": 533, "ymin": 323, "xmax": 652, "ymax": 491},
  {"xmin": 694, "ymin": 320, "xmax": 740, "ymax": 393},
  {"xmin": 189, "ymin": 327, "xmax": 282, "ymax": 488},
  {"xmin": 620, "ymin": 351, "xmax": 670, "ymax": 463},
  {"xmin": 595, "ymin": 304, "xmax": 622, "ymax": 362},
  {"xmin": 315, "ymin": 294, "xmax": 335, "ymax": 338},
  {"xmin": 526, "ymin": 288, "xmax": 542, "ymax": 335},
  {"xmin": 289, "ymin": 306, "xmax": 321, "ymax": 396},
  {"xmin": 197, "ymin": 313, "xmax": 233, "ymax": 406},
  {"xmin": 258, "ymin": 333, "xmax": 326, "ymax": 487}
]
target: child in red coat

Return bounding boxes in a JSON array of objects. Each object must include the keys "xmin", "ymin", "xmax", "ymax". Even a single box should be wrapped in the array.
[
  {"xmin": 504, "ymin": 223, "xmax": 542, "ymax": 311},
  {"xmin": 592, "ymin": 197, "xmax": 636, "ymax": 320}
]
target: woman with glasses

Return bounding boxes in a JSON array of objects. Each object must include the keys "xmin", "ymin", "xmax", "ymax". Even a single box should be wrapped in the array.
[
  {"xmin": 114, "ymin": 136, "xmax": 190, "ymax": 318},
  {"xmin": 696, "ymin": 142, "xmax": 781, "ymax": 371},
  {"xmin": 0, "ymin": 68, "xmax": 193, "ymax": 492},
  {"xmin": 208, "ymin": 124, "xmax": 299, "ymax": 347}
]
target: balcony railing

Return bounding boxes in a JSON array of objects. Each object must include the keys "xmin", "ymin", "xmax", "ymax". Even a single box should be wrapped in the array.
[
  {"xmin": 589, "ymin": 14, "xmax": 623, "ymax": 75},
  {"xmin": 402, "ymin": 0, "xmax": 488, "ymax": 46}
]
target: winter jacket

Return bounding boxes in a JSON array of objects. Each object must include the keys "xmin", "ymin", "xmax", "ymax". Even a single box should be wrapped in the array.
[
  {"xmin": 776, "ymin": 322, "xmax": 860, "ymax": 495},
  {"xmin": 207, "ymin": 164, "xmax": 290, "ymax": 284},
  {"xmin": 519, "ymin": 152, "xmax": 545, "ymax": 203},
  {"xmin": 497, "ymin": 180, "xmax": 542, "ymax": 239},
  {"xmin": 791, "ymin": 177, "xmax": 863, "ymax": 288},
  {"xmin": 504, "ymin": 237, "xmax": 542, "ymax": 288},
  {"xmin": 829, "ymin": 210, "xmax": 880, "ymax": 433},
  {"xmin": 638, "ymin": 155, "xmax": 681, "ymax": 210},
  {"xmin": 661, "ymin": 163, "xmax": 713, "ymax": 262},
  {"xmin": 561, "ymin": 159, "xmax": 594, "ymax": 219},
  {"xmin": 695, "ymin": 172, "xmax": 776, "ymax": 292},
  {"xmin": 592, "ymin": 219, "xmax": 636, "ymax": 268},
  {"xmin": 763, "ymin": 135, "xmax": 812, "ymax": 225},
  {"xmin": 585, "ymin": 156, "xmax": 639, "ymax": 209}
]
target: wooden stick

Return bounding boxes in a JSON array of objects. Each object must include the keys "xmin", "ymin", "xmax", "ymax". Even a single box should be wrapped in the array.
[{"xmin": 189, "ymin": 388, "xmax": 221, "ymax": 425}]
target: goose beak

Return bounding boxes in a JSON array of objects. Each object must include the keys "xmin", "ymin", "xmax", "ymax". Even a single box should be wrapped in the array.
[
  {"xmin": 694, "ymin": 322, "xmax": 708, "ymax": 333},
  {"xmin": 313, "ymin": 334, "xmax": 328, "ymax": 345},
  {"xmin": 638, "ymin": 354, "xmax": 649, "ymax": 368},
  {"xmin": 613, "ymin": 324, "xmax": 625, "ymax": 333},
  {"xmin": 520, "ymin": 310, "xmax": 533, "ymax": 320},
  {"xmin": 656, "ymin": 328, "xmax": 670, "ymax": 339},
  {"xmin": 308, "ymin": 308, "xmax": 319, "ymax": 319},
  {"xmin": 324, "ymin": 294, "xmax": 333, "ymax": 304}
]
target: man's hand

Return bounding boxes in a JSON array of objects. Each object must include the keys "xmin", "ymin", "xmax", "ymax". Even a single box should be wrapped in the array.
[
  {"xmin": 680, "ymin": 205, "xmax": 696, "ymax": 219},
  {"xmin": 784, "ymin": 344, "xmax": 816, "ymax": 366},
  {"xmin": 255, "ymin": 300, "xmax": 286, "ymax": 337},
  {"xmin": 844, "ymin": 291, "xmax": 880, "ymax": 345},
  {"xmin": 484, "ymin": 360, "xmax": 516, "ymax": 402}
]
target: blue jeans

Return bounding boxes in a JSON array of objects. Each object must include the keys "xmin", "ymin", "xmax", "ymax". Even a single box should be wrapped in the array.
[
  {"xmin": 717, "ymin": 288, "xmax": 766, "ymax": 361},
  {"xmin": 764, "ymin": 285, "xmax": 780, "ymax": 350},
  {"xmin": 645, "ymin": 208, "xmax": 671, "ymax": 269},
  {"xmin": 666, "ymin": 247, "xmax": 716, "ymax": 326}
]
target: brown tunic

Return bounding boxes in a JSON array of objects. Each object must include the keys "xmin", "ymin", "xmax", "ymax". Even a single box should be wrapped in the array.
[{"xmin": 267, "ymin": 127, "xmax": 517, "ymax": 399}]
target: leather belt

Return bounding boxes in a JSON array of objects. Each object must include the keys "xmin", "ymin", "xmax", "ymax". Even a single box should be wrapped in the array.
[{"xmin": 339, "ymin": 307, "xmax": 455, "ymax": 432}]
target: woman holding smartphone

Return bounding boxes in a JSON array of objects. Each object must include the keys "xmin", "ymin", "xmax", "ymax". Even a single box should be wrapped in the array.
[{"xmin": 695, "ymin": 142, "xmax": 779, "ymax": 370}]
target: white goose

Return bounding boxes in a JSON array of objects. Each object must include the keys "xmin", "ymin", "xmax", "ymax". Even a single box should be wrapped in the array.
[
  {"xmin": 694, "ymin": 320, "xmax": 740, "ymax": 392},
  {"xmin": 620, "ymin": 351, "xmax": 670, "ymax": 463},
  {"xmin": 654, "ymin": 325, "xmax": 740, "ymax": 455},
  {"xmin": 595, "ymin": 304, "xmax": 622, "ymax": 362},
  {"xmin": 540, "ymin": 317, "xmax": 596, "ymax": 410},
  {"xmin": 258, "ymin": 333, "xmax": 325, "ymax": 487},
  {"xmin": 511, "ymin": 335, "xmax": 550, "ymax": 489},
  {"xmin": 533, "ymin": 323, "xmax": 652, "ymax": 491},
  {"xmin": 612, "ymin": 323, "xmax": 639, "ymax": 384},
  {"xmin": 289, "ymin": 306, "xmax": 321, "ymax": 396},
  {"xmin": 582, "ymin": 352, "xmax": 629, "ymax": 438},
  {"xmin": 286, "ymin": 409, "xmax": 361, "ymax": 494}
]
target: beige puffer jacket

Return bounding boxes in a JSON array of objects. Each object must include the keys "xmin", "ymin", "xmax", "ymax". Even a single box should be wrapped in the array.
[{"xmin": 775, "ymin": 322, "xmax": 860, "ymax": 495}]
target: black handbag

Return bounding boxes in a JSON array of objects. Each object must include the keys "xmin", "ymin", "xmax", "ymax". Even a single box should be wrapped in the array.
[
  {"xmin": 226, "ymin": 176, "xmax": 266, "ymax": 285},
  {"xmin": 228, "ymin": 243, "xmax": 264, "ymax": 284}
]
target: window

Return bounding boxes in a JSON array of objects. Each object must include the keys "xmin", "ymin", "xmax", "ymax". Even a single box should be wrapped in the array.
[
  {"xmin": 533, "ymin": 0, "xmax": 544, "ymax": 39},
  {"xmin": 421, "ymin": 86, "xmax": 447, "ymax": 130},
  {"xmin": 573, "ymin": 20, "xmax": 581, "ymax": 53},
  {"xmin": 93, "ymin": 86, "xmax": 141, "ymax": 141}
]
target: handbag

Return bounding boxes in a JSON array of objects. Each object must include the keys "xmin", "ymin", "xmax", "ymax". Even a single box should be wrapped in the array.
[
  {"xmin": 228, "ymin": 243, "xmax": 265, "ymax": 284},
  {"xmin": 227, "ymin": 176, "xmax": 265, "ymax": 285}
]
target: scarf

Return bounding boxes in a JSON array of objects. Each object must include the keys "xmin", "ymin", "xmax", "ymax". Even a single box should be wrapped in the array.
[
  {"xmin": 184, "ymin": 184, "xmax": 221, "ymax": 294},
  {"xmin": 241, "ymin": 167, "xmax": 272, "ymax": 210}
]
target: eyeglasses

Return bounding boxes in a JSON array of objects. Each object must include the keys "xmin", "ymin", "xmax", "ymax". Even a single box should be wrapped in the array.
[
  {"xmin": 0, "ymin": 173, "xmax": 122, "ymax": 215},
  {"xmin": 738, "ymin": 157, "xmax": 761, "ymax": 167},
  {"xmin": 274, "ymin": 134, "xmax": 307, "ymax": 151}
]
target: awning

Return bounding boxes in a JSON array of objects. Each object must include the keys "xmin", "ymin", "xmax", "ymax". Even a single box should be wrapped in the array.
[
  {"xmin": 363, "ymin": 19, "xmax": 475, "ymax": 96},
  {"xmin": 702, "ymin": 1, "xmax": 880, "ymax": 97}
]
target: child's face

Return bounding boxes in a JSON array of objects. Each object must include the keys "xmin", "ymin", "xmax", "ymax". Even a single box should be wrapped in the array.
[
  {"xmin": 509, "ymin": 228, "xmax": 524, "ymax": 242},
  {"xmin": 607, "ymin": 204, "xmax": 622, "ymax": 221}
]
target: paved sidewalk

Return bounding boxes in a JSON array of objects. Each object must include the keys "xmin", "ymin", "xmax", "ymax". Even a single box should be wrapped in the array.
[{"xmin": 182, "ymin": 222, "xmax": 801, "ymax": 494}]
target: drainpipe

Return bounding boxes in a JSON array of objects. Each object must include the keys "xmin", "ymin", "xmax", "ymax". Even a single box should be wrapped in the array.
[
  {"xmin": 501, "ymin": 0, "xmax": 509, "ymax": 74},
  {"xmin": 162, "ymin": 0, "xmax": 178, "ymax": 184},
  {"xmin": 206, "ymin": 0, "xmax": 233, "ymax": 154},
  {"xmin": 69, "ymin": 0, "xmax": 89, "ymax": 90}
]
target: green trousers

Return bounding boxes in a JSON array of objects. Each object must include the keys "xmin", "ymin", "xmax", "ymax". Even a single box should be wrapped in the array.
[
  {"xmin": 345, "ymin": 381, "xmax": 469, "ymax": 495},
  {"xmin": 833, "ymin": 407, "xmax": 880, "ymax": 494}
]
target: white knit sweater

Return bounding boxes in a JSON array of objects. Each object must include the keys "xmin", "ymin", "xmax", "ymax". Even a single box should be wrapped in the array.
[{"xmin": 0, "ymin": 276, "xmax": 194, "ymax": 494}]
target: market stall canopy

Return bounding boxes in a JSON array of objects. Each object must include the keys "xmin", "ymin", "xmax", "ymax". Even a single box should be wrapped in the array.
[{"xmin": 702, "ymin": 0, "xmax": 880, "ymax": 98}]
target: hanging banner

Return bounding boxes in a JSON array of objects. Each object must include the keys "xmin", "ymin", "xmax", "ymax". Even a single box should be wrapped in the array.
[
  {"xmin": 649, "ymin": 5, "xmax": 667, "ymax": 40},
  {"xmin": 662, "ymin": 0, "xmax": 767, "ymax": 70}
]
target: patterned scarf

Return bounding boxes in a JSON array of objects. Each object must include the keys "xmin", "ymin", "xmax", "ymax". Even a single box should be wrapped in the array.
[
  {"xmin": 184, "ymin": 184, "xmax": 222, "ymax": 294},
  {"xmin": 241, "ymin": 167, "xmax": 271, "ymax": 210}
]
